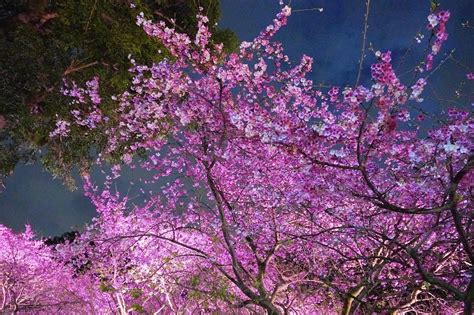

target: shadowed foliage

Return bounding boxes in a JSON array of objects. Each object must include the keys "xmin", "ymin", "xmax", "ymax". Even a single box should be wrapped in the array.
[{"xmin": 0, "ymin": 0, "xmax": 238, "ymax": 189}]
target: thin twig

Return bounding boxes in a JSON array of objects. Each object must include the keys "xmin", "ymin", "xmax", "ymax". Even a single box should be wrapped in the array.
[
  {"xmin": 449, "ymin": 55, "xmax": 472, "ymax": 72},
  {"xmin": 355, "ymin": 0, "xmax": 371, "ymax": 86},
  {"xmin": 84, "ymin": 0, "xmax": 98, "ymax": 32},
  {"xmin": 396, "ymin": 27, "xmax": 422, "ymax": 71},
  {"xmin": 292, "ymin": 8, "xmax": 324, "ymax": 13},
  {"xmin": 63, "ymin": 61, "xmax": 98, "ymax": 76},
  {"xmin": 424, "ymin": 49, "xmax": 455, "ymax": 81}
]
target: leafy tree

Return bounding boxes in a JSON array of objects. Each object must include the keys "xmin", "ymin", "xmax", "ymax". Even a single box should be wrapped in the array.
[{"xmin": 0, "ymin": 0, "xmax": 238, "ymax": 189}]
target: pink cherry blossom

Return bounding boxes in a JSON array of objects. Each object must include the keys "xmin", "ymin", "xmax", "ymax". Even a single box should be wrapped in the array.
[{"xmin": 9, "ymin": 3, "xmax": 473, "ymax": 314}]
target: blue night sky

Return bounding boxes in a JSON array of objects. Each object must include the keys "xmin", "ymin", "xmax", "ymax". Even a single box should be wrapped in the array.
[{"xmin": 1, "ymin": 0, "xmax": 472, "ymax": 236}]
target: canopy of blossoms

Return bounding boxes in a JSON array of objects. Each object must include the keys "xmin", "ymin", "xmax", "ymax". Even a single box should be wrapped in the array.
[{"xmin": 2, "ymin": 3, "xmax": 472, "ymax": 314}]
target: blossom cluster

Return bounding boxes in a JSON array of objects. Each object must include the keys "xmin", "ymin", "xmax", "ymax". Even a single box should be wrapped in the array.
[
  {"xmin": 50, "ymin": 76, "xmax": 106, "ymax": 136},
  {"xmin": 426, "ymin": 10, "xmax": 450, "ymax": 70},
  {"xmin": 49, "ymin": 118, "xmax": 70, "ymax": 138},
  {"xmin": 409, "ymin": 77, "xmax": 427, "ymax": 102}
]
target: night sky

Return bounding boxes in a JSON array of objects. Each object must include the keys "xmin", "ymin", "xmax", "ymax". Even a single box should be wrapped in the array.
[{"xmin": 1, "ymin": 0, "xmax": 472, "ymax": 236}]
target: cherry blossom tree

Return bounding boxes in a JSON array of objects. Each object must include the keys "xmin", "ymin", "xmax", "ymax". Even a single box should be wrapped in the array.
[
  {"xmin": 59, "ymin": 4, "xmax": 470, "ymax": 313},
  {"xmin": 0, "ymin": 224, "xmax": 108, "ymax": 313},
  {"xmin": 3, "ymin": 2, "xmax": 473, "ymax": 314}
]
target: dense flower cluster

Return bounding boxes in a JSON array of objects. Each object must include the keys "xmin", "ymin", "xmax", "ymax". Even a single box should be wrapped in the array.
[
  {"xmin": 409, "ymin": 78, "xmax": 427, "ymax": 102},
  {"xmin": 60, "ymin": 76, "xmax": 106, "ymax": 130},
  {"xmin": 0, "ymin": 225, "xmax": 106, "ymax": 313},
  {"xmin": 370, "ymin": 51, "xmax": 407, "ymax": 108},
  {"xmin": 49, "ymin": 118, "xmax": 71, "ymax": 138},
  {"xmin": 425, "ymin": 10, "xmax": 450, "ymax": 70}
]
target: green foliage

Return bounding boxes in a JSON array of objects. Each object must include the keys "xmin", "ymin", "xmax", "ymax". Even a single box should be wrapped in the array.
[
  {"xmin": 149, "ymin": 0, "xmax": 238, "ymax": 52},
  {"xmin": 211, "ymin": 283, "xmax": 232, "ymax": 301},
  {"xmin": 187, "ymin": 274, "xmax": 235, "ymax": 304},
  {"xmin": 213, "ymin": 28, "xmax": 239, "ymax": 52},
  {"xmin": 190, "ymin": 275, "xmax": 201, "ymax": 287},
  {"xmin": 0, "ymin": 0, "xmax": 238, "ymax": 189},
  {"xmin": 129, "ymin": 288, "xmax": 143, "ymax": 299},
  {"xmin": 149, "ymin": 0, "xmax": 221, "ymax": 34},
  {"xmin": 99, "ymin": 281, "xmax": 114, "ymax": 292},
  {"xmin": 130, "ymin": 303, "xmax": 145, "ymax": 312}
]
